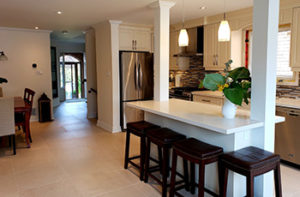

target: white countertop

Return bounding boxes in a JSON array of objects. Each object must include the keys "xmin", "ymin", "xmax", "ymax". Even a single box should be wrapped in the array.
[{"xmin": 127, "ymin": 99, "xmax": 285, "ymax": 135}]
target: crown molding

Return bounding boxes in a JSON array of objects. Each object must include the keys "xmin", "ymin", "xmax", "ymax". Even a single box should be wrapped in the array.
[{"xmin": 0, "ymin": 26, "xmax": 52, "ymax": 34}]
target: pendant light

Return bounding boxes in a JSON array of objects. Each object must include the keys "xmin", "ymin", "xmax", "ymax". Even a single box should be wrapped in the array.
[
  {"xmin": 218, "ymin": 0, "xmax": 231, "ymax": 42},
  {"xmin": 178, "ymin": 0, "xmax": 189, "ymax": 47}
]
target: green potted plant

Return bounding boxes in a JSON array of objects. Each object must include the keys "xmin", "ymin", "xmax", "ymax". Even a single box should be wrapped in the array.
[
  {"xmin": 203, "ymin": 60, "xmax": 251, "ymax": 119},
  {"xmin": 0, "ymin": 77, "xmax": 8, "ymax": 97}
]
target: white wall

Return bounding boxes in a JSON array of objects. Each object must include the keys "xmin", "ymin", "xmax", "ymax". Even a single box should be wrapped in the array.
[
  {"xmin": 0, "ymin": 27, "xmax": 52, "ymax": 121},
  {"xmin": 85, "ymin": 29, "xmax": 97, "ymax": 119},
  {"xmin": 50, "ymin": 40, "xmax": 85, "ymax": 103}
]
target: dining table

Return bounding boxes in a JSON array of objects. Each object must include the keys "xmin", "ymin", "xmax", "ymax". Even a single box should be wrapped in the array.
[{"xmin": 14, "ymin": 97, "xmax": 31, "ymax": 148}]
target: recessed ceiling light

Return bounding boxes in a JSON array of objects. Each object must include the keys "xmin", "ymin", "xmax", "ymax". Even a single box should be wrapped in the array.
[
  {"xmin": 35, "ymin": 27, "xmax": 39, "ymax": 30},
  {"xmin": 57, "ymin": 11, "xmax": 62, "ymax": 15},
  {"xmin": 199, "ymin": 6, "xmax": 206, "ymax": 10}
]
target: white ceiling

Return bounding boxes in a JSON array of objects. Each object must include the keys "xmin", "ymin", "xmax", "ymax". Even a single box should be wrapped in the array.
[{"xmin": 0, "ymin": 0, "xmax": 253, "ymax": 41}]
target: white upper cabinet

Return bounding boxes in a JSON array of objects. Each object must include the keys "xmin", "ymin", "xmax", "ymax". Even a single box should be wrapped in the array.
[
  {"xmin": 204, "ymin": 23, "xmax": 231, "ymax": 71},
  {"xmin": 119, "ymin": 26, "xmax": 152, "ymax": 52},
  {"xmin": 290, "ymin": 7, "xmax": 300, "ymax": 71}
]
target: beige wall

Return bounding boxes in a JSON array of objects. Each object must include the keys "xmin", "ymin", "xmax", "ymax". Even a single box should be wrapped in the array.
[
  {"xmin": 0, "ymin": 27, "xmax": 52, "ymax": 121},
  {"xmin": 85, "ymin": 29, "xmax": 97, "ymax": 119}
]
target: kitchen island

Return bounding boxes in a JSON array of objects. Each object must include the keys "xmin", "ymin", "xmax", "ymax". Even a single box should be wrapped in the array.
[{"xmin": 127, "ymin": 99, "xmax": 285, "ymax": 197}]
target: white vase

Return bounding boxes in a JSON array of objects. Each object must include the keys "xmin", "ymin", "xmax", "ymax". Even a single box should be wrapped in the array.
[{"xmin": 222, "ymin": 97, "xmax": 237, "ymax": 119}]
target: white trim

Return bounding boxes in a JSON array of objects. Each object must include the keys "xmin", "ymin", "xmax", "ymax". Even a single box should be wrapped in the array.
[
  {"xmin": 97, "ymin": 120, "xmax": 122, "ymax": 133},
  {"xmin": 149, "ymin": 0, "xmax": 176, "ymax": 9},
  {"xmin": 0, "ymin": 26, "xmax": 52, "ymax": 34},
  {"xmin": 109, "ymin": 20, "xmax": 122, "ymax": 25}
]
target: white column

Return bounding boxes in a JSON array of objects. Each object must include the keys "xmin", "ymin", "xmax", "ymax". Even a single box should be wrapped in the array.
[
  {"xmin": 150, "ymin": 0, "xmax": 175, "ymax": 101},
  {"xmin": 250, "ymin": 0, "xmax": 279, "ymax": 196},
  {"xmin": 109, "ymin": 20, "xmax": 122, "ymax": 132}
]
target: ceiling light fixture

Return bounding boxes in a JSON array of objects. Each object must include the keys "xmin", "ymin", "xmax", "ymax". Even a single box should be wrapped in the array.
[
  {"xmin": 218, "ymin": 0, "xmax": 231, "ymax": 42},
  {"xmin": 0, "ymin": 52, "xmax": 8, "ymax": 61},
  {"xmin": 57, "ymin": 11, "xmax": 62, "ymax": 15},
  {"xmin": 35, "ymin": 27, "xmax": 39, "ymax": 30},
  {"xmin": 199, "ymin": 6, "xmax": 206, "ymax": 10},
  {"xmin": 178, "ymin": 0, "xmax": 189, "ymax": 47}
]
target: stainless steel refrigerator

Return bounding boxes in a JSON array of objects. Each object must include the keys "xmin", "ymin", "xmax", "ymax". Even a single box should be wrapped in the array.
[{"xmin": 120, "ymin": 51, "xmax": 154, "ymax": 129}]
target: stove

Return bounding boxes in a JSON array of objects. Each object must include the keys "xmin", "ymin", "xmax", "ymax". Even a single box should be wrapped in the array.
[{"xmin": 169, "ymin": 87, "xmax": 205, "ymax": 101}]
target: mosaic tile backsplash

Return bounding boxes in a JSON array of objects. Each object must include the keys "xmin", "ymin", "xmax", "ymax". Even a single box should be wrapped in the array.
[{"xmin": 170, "ymin": 57, "xmax": 300, "ymax": 98}]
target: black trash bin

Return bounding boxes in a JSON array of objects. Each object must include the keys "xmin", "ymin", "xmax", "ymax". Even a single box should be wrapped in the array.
[{"xmin": 38, "ymin": 93, "xmax": 52, "ymax": 122}]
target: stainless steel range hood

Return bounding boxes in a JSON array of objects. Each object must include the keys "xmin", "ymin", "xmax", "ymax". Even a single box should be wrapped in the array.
[{"xmin": 174, "ymin": 26, "xmax": 204, "ymax": 57}]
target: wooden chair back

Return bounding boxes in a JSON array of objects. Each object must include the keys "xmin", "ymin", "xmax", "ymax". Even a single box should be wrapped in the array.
[{"xmin": 24, "ymin": 88, "xmax": 35, "ymax": 106}]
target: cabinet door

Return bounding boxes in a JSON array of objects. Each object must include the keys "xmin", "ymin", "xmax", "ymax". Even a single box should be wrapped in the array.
[
  {"xmin": 119, "ymin": 28, "xmax": 134, "ymax": 51},
  {"xmin": 135, "ymin": 30, "xmax": 151, "ymax": 52},
  {"xmin": 217, "ymin": 40, "xmax": 231, "ymax": 70},
  {"xmin": 170, "ymin": 30, "xmax": 180, "ymax": 70},
  {"xmin": 290, "ymin": 7, "xmax": 300, "ymax": 71},
  {"xmin": 204, "ymin": 24, "xmax": 218, "ymax": 70}
]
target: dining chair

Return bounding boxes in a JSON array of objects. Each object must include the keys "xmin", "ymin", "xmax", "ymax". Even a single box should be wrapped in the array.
[
  {"xmin": 15, "ymin": 88, "xmax": 35, "ymax": 143},
  {"xmin": 24, "ymin": 88, "xmax": 35, "ymax": 106},
  {"xmin": 0, "ymin": 97, "xmax": 16, "ymax": 155}
]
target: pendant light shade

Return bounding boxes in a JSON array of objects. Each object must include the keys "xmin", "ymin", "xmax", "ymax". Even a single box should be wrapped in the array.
[
  {"xmin": 178, "ymin": 29, "xmax": 189, "ymax": 47},
  {"xmin": 178, "ymin": 0, "xmax": 189, "ymax": 47},
  {"xmin": 218, "ymin": 20, "xmax": 231, "ymax": 42}
]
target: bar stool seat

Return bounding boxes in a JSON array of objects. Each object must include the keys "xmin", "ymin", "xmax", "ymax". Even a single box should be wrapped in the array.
[
  {"xmin": 219, "ymin": 146, "xmax": 282, "ymax": 197},
  {"xmin": 147, "ymin": 128, "xmax": 187, "ymax": 145},
  {"xmin": 220, "ymin": 146, "xmax": 280, "ymax": 169},
  {"xmin": 124, "ymin": 121, "xmax": 160, "ymax": 181},
  {"xmin": 173, "ymin": 138, "xmax": 223, "ymax": 159},
  {"xmin": 169, "ymin": 138, "xmax": 223, "ymax": 197},
  {"xmin": 144, "ymin": 128, "xmax": 187, "ymax": 197},
  {"xmin": 127, "ymin": 121, "xmax": 159, "ymax": 137}
]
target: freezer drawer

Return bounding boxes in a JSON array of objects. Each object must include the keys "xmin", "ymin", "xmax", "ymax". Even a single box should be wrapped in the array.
[{"xmin": 275, "ymin": 107, "xmax": 300, "ymax": 165}]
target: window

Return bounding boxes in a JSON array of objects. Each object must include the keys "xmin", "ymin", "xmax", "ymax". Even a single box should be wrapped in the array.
[
  {"xmin": 246, "ymin": 26, "xmax": 298, "ymax": 85},
  {"xmin": 276, "ymin": 29, "xmax": 292, "ymax": 79}
]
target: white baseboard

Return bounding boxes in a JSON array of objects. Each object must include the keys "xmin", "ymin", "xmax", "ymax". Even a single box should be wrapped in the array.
[{"xmin": 97, "ymin": 120, "xmax": 122, "ymax": 133}]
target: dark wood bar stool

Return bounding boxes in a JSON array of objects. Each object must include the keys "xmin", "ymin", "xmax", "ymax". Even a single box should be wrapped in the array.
[
  {"xmin": 169, "ymin": 138, "xmax": 223, "ymax": 197},
  {"xmin": 144, "ymin": 128, "xmax": 188, "ymax": 197},
  {"xmin": 124, "ymin": 121, "xmax": 160, "ymax": 180},
  {"xmin": 219, "ymin": 146, "xmax": 282, "ymax": 197}
]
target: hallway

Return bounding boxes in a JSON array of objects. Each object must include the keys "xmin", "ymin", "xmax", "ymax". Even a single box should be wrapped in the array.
[{"xmin": 0, "ymin": 101, "xmax": 159, "ymax": 197}]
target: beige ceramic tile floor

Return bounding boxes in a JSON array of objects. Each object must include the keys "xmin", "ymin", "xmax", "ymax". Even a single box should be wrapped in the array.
[{"xmin": 0, "ymin": 101, "xmax": 299, "ymax": 197}]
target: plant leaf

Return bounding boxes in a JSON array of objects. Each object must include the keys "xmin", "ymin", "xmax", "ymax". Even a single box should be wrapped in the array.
[
  {"xmin": 203, "ymin": 73, "xmax": 225, "ymax": 91},
  {"xmin": 228, "ymin": 67, "xmax": 250, "ymax": 81},
  {"xmin": 223, "ymin": 86, "xmax": 244, "ymax": 106}
]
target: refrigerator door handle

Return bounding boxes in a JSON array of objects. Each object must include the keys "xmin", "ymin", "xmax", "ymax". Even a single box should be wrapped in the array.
[
  {"xmin": 135, "ymin": 62, "xmax": 139, "ymax": 90},
  {"xmin": 138, "ymin": 62, "xmax": 143, "ymax": 89}
]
